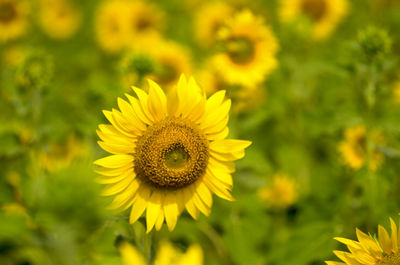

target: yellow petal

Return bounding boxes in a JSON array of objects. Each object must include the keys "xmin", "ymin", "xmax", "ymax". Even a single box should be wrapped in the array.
[
  {"xmin": 155, "ymin": 210, "xmax": 165, "ymax": 231},
  {"xmin": 103, "ymin": 110, "xmax": 137, "ymax": 138},
  {"xmin": 94, "ymin": 155, "xmax": 133, "ymax": 168},
  {"xmin": 203, "ymin": 174, "xmax": 234, "ymax": 201},
  {"xmin": 125, "ymin": 93, "xmax": 152, "ymax": 125},
  {"xmin": 163, "ymin": 192, "xmax": 179, "ymax": 231},
  {"xmin": 208, "ymin": 158, "xmax": 235, "ymax": 173},
  {"xmin": 97, "ymin": 126, "xmax": 134, "ymax": 146},
  {"xmin": 109, "ymin": 179, "xmax": 140, "ymax": 210},
  {"xmin": 333, "ymin": 250, "xmax": 364, "ymax": 265},
  {"xmin": 192, "ymin": 189, "xmax": 210, "ymax": 216},
  {"xmin": 390, "ymin": 218, "xmax": 398, "ymax": 253},
  {"xmin": 195, "ymin": 181, "xmax": 213, "ymax": 208},
  {"xmin": 146, "ymin": 190, "xmax": 164, "ymax": 233},
  {"xmin": 182, "ymin": 187, "xmax": 199, "ymax": 220},
  {"xmin": 129, "ymin": 185, "xmax": 151, "ymax": 224},
  {"xmin": 147, "ymin": 79, "xmax": 167, "ymax": 120},
  {"xmin": 98, "ymin": 124, "xmax": 134, "ymax": 142},
  {"xmin": 101, "ymin": 171, "xmax": 135, "ymax": 196},
  {"xmin": 207, "ymin": 126, "xmax": 229, "ymax": 141},
  {"xmin": 204, "ymin": 114, "xmax": 229, "ymax": 135},
  {"xmin": 356, "ymin": 228, "xmax": 382, "ymax": 257},
  {"xmin": 95, "ymin": 163, "xmax": 133, "ymax": 177},
  {"xmin": 167, "ymin": 85, "xmax": 179, "ymax": 117},
  {"xmin": 97, "ymin": 141, "xmax": 135, "ymax": 155},
  {"xmin": 207, "ymin": 165, "xmax": 233, "ymax": 188},
  {"xmin": 132, "ymin": 86, "xmax": 154, "ymax": 124},
  {"xmin": 324, "ymin": 261, "xmax": 346, "ymax": 265},
  {"xmin": 210, "ymin": 139, "xmax": 252, "ymax": 154},
  {"xmin": 205, "ymin": 90, "xmax": 226, "ymax": 113},
  {"xmin": 334, "ymin": 237, "xmax": 362, "ymax": 250},
  {"xmin": 379, "ymin": 225, "xmax": 392, "ymax": 254},
  {"xmin": 117, "ymin": 97, "xmax": 146, "ymax": 131},
  {"xmin": 200, "ymin": 99, "xmax": 231, "ymax": 130},
  {"xmin": 95, "ymin": 171, "xmax": 134, "ymax": 184},
  {"xmin": 210, "ymin": 149, "xmax": 245, "ymax": 161}
]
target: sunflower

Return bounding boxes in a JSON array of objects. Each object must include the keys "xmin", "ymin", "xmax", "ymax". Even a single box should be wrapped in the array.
[
  {"xmin": 326, "ymin": 218, "xmax": 400, "ymax": 265},
  {"xmin": 338, "ymin": 125, "xmax": 384, "ymax": 171},
  {"xmin": 194, "ymin": 1, "xmax": 233, "ymax": 48},
  {"xmin": 212, "ymin": 9, "xmax": 279, "ymax": 87},
  {"xmin": 196, "ymin": 61, "xmax": 266, "ymax": 113},
  {"xmin": 38, "ymin": 0, "xmax": 81, "ymax": 40},
  {"xmin": 122, "ymin": 40, "xmax": 192, "ymax": 91},
  {"xmin": 147, "ymin": 41, "xmax": 192, "ymax": 91},
  {"xmin": 95, "ymin": 0, "xmax": 163, "ymax": 53},
  {"xmin": 258, "ymin": 173, "xmax": 297, "ymax": 209},
  {"xmin": 279, "ymin": 0, "xmax": 348, "ymax": 40},
  {"xmin": 94, "ymin": 75, "xmax": 251, "ymax": 233},
  {"xmin": 118, "ymin": 240, "xmax": 203, "ymax": 265},
  {"xmin": 0, "ymin": 0, "xmax": 29, "ymax": 43},
  {"xmin": 125, "ymin": 0, "xmax": 164, "ymax": 45}
]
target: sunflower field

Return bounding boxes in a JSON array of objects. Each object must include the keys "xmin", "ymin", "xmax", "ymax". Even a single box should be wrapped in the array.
[{"xmin": 1, "ymin": 0, "xmax": 400, "ymax": 264}]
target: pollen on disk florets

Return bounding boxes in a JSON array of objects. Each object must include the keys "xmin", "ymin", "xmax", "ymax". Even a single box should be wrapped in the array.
[
  {"xmin": 134, "ymin": 117, "xmax": 209, "ymax": 189},
  {"xmin": 377, "ymin": 253, "xmax": 400, "ymax": 265}
]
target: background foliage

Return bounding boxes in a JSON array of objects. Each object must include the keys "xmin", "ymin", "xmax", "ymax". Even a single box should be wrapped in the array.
[{"xmin": 1, "ymin": 0, "xmax": 400, "ymax": 264}]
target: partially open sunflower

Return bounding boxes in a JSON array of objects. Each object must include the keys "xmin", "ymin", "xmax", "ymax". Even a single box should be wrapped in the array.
[{"xmin": 94, "ymin": 75, "xmax": 251, "ymax": 233}]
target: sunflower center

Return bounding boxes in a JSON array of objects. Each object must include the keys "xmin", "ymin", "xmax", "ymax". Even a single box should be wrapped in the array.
[
  {"xmin": 136, "ymin": 16, "xmax": 152, "ymax": 31},
  {"xmin": 0, "ymin": 2, "xmax": 17, "ymax": 23},
  {"xmin": 376, "ymin": 252, "xmax": 400, "ymax": 265},
  {"xmin": 301, "ymin": 0, "xmax": 327, "ymax": 21},
  {"xmin": 164, "ymin": 144, "xmax": 189, "ymax": 169},
  {"xmin": 226, "ymin": 37, "xmax": 255, "ymax": 64},
  {"xmin": 134, "ymin": 117, "xmax": 209, "ymax": 189},
  {"xmin": 355, "ymin": 134, "xmax": 367, "ymax": 155}
]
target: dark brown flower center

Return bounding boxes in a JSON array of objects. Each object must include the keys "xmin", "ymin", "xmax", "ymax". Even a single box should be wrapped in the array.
[
  {"xmin": 226, "ymin": 36, "xmax": 255, "ymax": 65},
  {"xmin": 135, "ymin": 16, "xmax": 152, "ymax": 31},
  {"xmin": 0, "ymin": 2, "xmax": 17, "ymax": 23},
  {"xmin": 301, "ymin": 0, "xmax": 327, "ymax": 21},
  {"xmin": 134, "ymin": 117, "xmax": 209, "ymax": 189}
]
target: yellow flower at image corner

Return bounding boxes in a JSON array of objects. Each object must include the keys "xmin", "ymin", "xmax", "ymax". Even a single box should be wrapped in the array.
[
  {"xmin": 94, "ymin": 75, "xmax": 252, "ymax": 233},
  {"xmin": 39, "ymin": 134, "xmax": 87, "ymax": 172},
  {"xmin": 212, "ymin": 9, "xmax": 279, "ymax": 87},
  {"xmin": 279, "ymin": 0, "xmax": 348, "ymax": 40},
  {"xmin": 338, "ymin": 125, "xmax": 385, "ymax": 171},
  {"xmin": 95, "ymin": 0, "xmax": 164, "ymax": 53},
  {"xmin": 326, "ymin": 218, "xmax": 400, "ymax": 265},
  {"xmin": 258, "ymin": 173, "xmax": 297, "ymax": 209},
  {"xmin": 0, "ymin": 0, "xmax": 29, "ymax": 43},
  {"xmin": 194, "ymin": 1, "xmax": 233, "ymax": 48},
  {"xmin": 118, "ymin": 240, "xmax": 203, "ymax": 265},
  {"xmin": 38, "ymin": 0, "xmax": 81, "ymax": 40}
]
